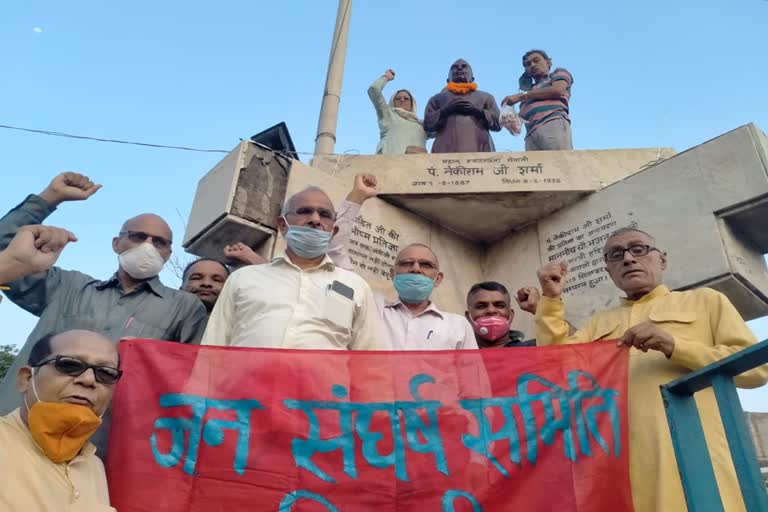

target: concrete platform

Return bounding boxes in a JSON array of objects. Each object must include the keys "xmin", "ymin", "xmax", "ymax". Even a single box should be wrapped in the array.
[
  {"xmin": 184, "ymin": 124, "xmax": 768, "ymax": 339},
  {"xmin": 311, "ymin": 148, "xmax": 674, "ymax": 242}
]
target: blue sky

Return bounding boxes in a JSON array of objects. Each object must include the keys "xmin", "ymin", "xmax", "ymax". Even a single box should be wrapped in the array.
[{"xmin": 1, "ymin": 0, "xmax": 767, "ymax": 408}]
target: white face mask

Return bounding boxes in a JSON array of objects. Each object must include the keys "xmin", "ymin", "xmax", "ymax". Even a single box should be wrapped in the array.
[{"xmin": 118, "ymin": 243, "xmax": 165, "ymax": 279}]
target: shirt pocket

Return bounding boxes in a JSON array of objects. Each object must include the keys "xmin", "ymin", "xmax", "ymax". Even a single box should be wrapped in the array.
[
  {"xmin": 320, "ymin": 290, "xmax": 355, "ymax": 334},
  {"xmin": 647, "ymin": 310, "xmax": 696, "ymax": 323},
  {"xmin": 591, "ymin": 320, "xmax": 621, "ymax": 341},
  {"xmin": 648, "ymin": 309, "xmax": 698, "ymax": 345},
  {"xmin": 58, "ymin": 313, "xmax": 106, "ymax": 334}
]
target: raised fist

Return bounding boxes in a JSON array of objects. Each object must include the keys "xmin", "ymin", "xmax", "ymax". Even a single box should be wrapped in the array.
[
  {"xmin": 223, "ymin": 242, "xmax": 267, "ymax": 266},
  {"xmin": 515, "ymin": 286, "xmax": 541, "ymax": 314},
  {"xmin": 536, "ymin": 261, "xmax": 568, "ymax": 298},
  {"xmin": 3, "ymin": 225, "xmax": 77, "ymax": 278},
  {"xmin": 39, "ymin": 172, "xmax": 101, "ymax": 206},
  {"xmin": 346, "ymin": 173, "xmax": 378, "ymax": 205}
]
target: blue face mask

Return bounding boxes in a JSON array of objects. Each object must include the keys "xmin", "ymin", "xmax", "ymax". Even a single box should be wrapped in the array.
[
  {"xmin": 393, "ymin": 273, "xmax": 434, "ymax": 304},
  {"xmin": 283, "ymin": 221, "xmax": 333, "ymax": 259}
]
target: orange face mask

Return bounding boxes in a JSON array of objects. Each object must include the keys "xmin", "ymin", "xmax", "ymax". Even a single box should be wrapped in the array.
[{"xmin": 25, "ymin": 374, "xmax": 102, "ymax": 463}]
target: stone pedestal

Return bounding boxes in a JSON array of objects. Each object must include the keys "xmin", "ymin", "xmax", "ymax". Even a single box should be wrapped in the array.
[
  {"xmin": 184, "ymin": 124, "xmax": 768, "ymax": 339},
  {"xmin": 311, "ymin": 147, "xmax": 674, "ymax": 242}
]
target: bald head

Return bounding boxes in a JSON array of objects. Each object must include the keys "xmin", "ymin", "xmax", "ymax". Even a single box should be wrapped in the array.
[
  {"xmin": 278, "ymin": 186, "xmax": 337, "ymax": 233},
  {"xmin": 605, "ymin": 227, "xmax": 655, "ymax": 249},
  {"xmin": 449, "ymin": 59, "xmax": 474, "ymax": 83},
  {"xmin": 113, "ymin": 213, "xmax": 173, "ymax": 262},
  {"xmin": 281, "ymin": 187, "xmax": 334, "ymax": 217},
  {"xmin": 396, "ymin": 243, "xmax": 440, "ymax": 269},
  {"xmin": 391, "ymin": 242, "xmax": 444, "ymax": 291},
  {"xmin": 121, "ymin": 214, "xmax": 172, "ymax": 241},
  {"xmin": 28, "ymin": 329, "xmax": 118, "ymax": 367}
]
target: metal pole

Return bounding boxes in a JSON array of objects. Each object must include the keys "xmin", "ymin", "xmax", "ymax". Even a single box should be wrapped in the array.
[{"xmin": 313, "ymin": 0, "xmax": 352, "ymax": 156}]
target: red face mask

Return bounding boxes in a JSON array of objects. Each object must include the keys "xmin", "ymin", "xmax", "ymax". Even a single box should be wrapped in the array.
[{"xmin": 470, "ymin": 316, "xmax": 510, "ymax": 342}]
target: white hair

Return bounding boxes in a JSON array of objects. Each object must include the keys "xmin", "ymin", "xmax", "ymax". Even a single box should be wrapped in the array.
[
  {"xmin": 606, "ymin": 227, "xmax": 656, "ymax": 244},
  {"xmin": 281, "ymin": 186, "xmax": 331, "ymax": 216}
]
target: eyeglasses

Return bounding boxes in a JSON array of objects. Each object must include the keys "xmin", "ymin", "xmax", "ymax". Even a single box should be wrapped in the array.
[
  {"xmin": 119, "ymin": 230, "xmax": 172, "ymax": 250},
  {"xmin": 396, "ymin": 259, "xmax": 438, "ymax": 271},
  {"xmin": 33, "ymin": 355, "xmax": 123, "ymax": 385},
  {"xmin": 285, "ymin": 207, "xmax": 336, "ymax": 221},
  {"xmin": 604, "ymin": 244, "xmax": 659, "ymax": 262}
]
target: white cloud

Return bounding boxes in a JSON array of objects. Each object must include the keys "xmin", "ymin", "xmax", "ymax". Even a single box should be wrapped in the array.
[{"xmin": 32, "ymin": 27, "xmax": 43, "ymax": 33}]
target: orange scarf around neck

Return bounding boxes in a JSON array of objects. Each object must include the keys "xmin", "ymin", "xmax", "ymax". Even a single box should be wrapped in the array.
[{"xmin": 446, "ymin": 82, "xmax": 478, "ymax": 94}]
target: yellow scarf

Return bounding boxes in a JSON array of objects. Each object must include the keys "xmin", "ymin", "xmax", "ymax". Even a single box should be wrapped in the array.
[{"xmin": 445, "ymin": 82, "xmax": 478, "ymax": 94}]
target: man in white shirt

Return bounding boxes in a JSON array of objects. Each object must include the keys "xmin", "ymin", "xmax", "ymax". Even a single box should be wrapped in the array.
[
  {"xmin": 201, "ymin": 186, "xmax": 388, "ymax": 350},
  {"xmin": 331, "ymin": 175, "xmax": 477, "ymax": 351}
]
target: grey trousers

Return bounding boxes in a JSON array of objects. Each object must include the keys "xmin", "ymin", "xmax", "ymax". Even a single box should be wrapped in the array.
[{"xmin": 524, "ymin": 117, "xmax": 573, "ymax": 151}]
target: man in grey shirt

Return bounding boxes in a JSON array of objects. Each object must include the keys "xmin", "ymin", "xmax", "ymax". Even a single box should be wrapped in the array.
[{"xmin": 0, "ymin": 172, "xmax": 207, "ymax": 449}]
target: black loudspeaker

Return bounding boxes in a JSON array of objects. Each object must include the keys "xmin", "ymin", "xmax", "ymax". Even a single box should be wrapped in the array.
[{"xmin": 249, "ymin": 122, "xmax": 299, "ymax": 161}]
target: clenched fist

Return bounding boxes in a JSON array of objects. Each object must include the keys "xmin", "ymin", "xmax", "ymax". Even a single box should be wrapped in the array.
[
  {"xmin": 346, "ymin": 173, "xmax": 378, "ymax": 205},
  {"xmin": 39, "ymin": 172, "xmax": 101, "ymax": 207},
  {"xmin": 515, "ymin": 286, "xmax": 540, "ymax": 314},
  {"xmin": 0, "ymin": 225, "xmax": 77, "ymax": 283},
  {"xmin": 536, "ymin": 261, "xmax": 568, "ymax": 298},
  {"xmin": 223, "ymin": 242, "xmax": 267, "ymax": 266}
]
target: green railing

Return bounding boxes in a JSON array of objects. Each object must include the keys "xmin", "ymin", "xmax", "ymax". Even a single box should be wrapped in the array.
[{"xmin": 661, "ymin": 338, "xmax": 768, "ymax": 511}]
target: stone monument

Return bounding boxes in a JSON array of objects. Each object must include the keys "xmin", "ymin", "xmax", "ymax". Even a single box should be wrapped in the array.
[{"xmin": 183, "ymin": 124, "xmax": 768, "ymax": 339}]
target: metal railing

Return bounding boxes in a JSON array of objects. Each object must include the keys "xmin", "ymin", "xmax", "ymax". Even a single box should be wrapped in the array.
[{"xmin": 661, "ymin": 338, "xmax": 768, "ymax": 511}]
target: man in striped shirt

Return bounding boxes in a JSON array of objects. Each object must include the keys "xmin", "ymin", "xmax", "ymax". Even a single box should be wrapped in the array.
[{"xmin": 502, "ymin": 49, "xmax": 573, "ymax": 151}]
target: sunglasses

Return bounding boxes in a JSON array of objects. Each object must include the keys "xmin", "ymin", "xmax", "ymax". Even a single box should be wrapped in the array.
[
  {"xmin": 33, "ymin": 355, "xmax": 123, "ymax": 385},
  {"xmin": 119, "ymin": 230, "xmax": 172, "ymax": 250}
]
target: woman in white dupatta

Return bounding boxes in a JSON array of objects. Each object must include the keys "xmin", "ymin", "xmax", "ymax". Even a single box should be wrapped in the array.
[{"xmin": 367, "ymin": 69, "xmax": 427, "ymax": 155}]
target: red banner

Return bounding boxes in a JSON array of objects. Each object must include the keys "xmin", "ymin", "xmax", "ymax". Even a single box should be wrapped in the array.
[{"xmin": 107, "ymin": 340, "xmax": 631, "ymax": 512}]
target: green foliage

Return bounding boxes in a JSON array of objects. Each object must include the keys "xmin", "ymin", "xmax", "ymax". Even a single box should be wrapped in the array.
[{"xmin": 0, "ymin": 345, "xmax": 19, "ymax": 381}]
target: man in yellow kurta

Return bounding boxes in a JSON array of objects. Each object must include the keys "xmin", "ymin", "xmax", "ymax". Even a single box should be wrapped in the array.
[
  {"xmin": 534, "ymin": 227, "xmax": 767, "ymax": 512},
  {"xmin": 0, "ymin": 330, "xmax": 120, "ymax": 511}
]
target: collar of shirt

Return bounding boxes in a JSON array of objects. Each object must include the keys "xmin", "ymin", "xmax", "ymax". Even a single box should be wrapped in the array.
[
  {"xmin": 95, "ymin": 272, "xmax": 166, "ymax": 298},
  {"xmin": 502, "ymin": 330, "xmax": 533, "ymax": 346},
  {"xmin": 619, "ymin": 284, "xmax": 670, "ymax": 306},
  {"xmin": 384, "ymin": 299, "xmax": 445, "ymax": 319},
  {"xmin": 8, "ymin": 408, "xmax": 97, "ymax": 461},
  {"xmin": 271, "ymin": 251, "xmax": 337, "ymax": 272}
]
